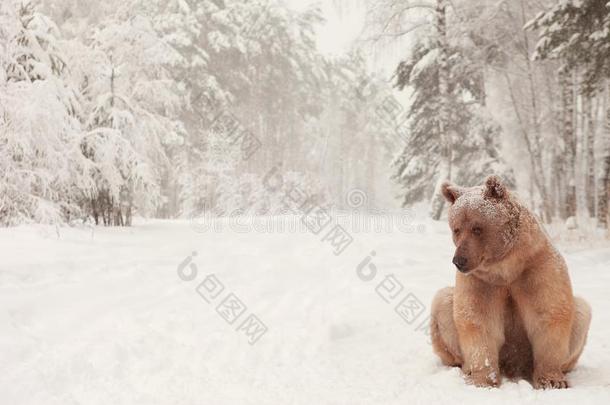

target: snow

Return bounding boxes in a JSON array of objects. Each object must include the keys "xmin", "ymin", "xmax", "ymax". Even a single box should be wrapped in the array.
[
  {"xmin": 410, "ymin": 47, "xmax": 439, "ymax": 82},
  {"xmin": 1, "ymin": 216, "xmax": 610, "ymax": 404}
]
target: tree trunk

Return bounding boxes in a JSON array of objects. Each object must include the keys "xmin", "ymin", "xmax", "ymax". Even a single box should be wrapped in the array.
[
  {"xmin": 126, "ymin": 181, "xmax": 134, "ymax": 226},
  {"xmin": 553, "ymin": 152, "xmax": 566, "ymax": 219},
  {"xmin": 430, "ymin": 0, "xmax": 451, "ymax": 221},
  {"xmin": 125, "ymin": 204, "xmax": 132, "ymax": 226},
  {"xmin": 511, "ymin": 0, "xmax": 552, "ymax": 222},
  {"xmin": 91, "ymin": 197, "xmax": 99, "ymax": 225},
  {"xmin": 560, "ymin": 69, "xmax": 577, "ymax": 219},
  {"xmin": 585, "ymin": 97, "xmax": 596, "ymax": 217},
  {"xmin": 112, "ymin": 195, "xmax": 123, "ymax": 226},
  {"xmin": 503, "ymin": 68, "xmax": 552, "ymax": 222},
  {"xmin": 599, "ymin": 156, "xmax": 610, "ymax": 229},
  {"xmin": 598, "ymin": 82, "xmax": 610, "ymax": 229}
]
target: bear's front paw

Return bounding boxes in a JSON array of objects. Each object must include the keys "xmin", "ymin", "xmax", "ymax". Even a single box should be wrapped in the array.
[
  {"xmin": 467, "ymin": 368, "xmax": 500, "ymax": 388},
  {"xmin": 533, "ymin": 373, "xmax": 569, "ymax": 389}
]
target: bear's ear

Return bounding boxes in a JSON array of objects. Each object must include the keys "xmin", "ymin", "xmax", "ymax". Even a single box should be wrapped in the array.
[
  {"xmin": 484, "ymin": 175, "xmax": 507, "ymax": 200},
  {"xmin": 441, "ymin": 182, "xmax": 464, "ymax": 204}
]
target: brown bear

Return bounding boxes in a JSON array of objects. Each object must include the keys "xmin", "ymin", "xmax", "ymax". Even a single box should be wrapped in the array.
[{"xmin": 430, "ymin": 175, "xmax": 591, "ymax": 389}]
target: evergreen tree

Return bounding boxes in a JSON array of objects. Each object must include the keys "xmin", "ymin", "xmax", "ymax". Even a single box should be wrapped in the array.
[
  {"xmin": 391, "ymin": 33, "xmax": 512, "ymax": 214},
  {"xmin": 0, "ymin": 1, "xmax": 92, "ymax": 225},
  {"xmin": 75, "ymin": 3, "xmax": 187, "ymax": 225}
]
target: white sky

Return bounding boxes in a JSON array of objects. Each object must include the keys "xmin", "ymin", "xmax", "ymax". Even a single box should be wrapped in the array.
[
  {"xmin": 285, "ymin": 0, "xmax": 416, "ymax": 83},
  {"xmin": 286, "ymin": 0, "xmax": 366, "ymax": 55}
]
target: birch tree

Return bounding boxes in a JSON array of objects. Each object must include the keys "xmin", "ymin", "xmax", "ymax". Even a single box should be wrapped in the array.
[{"xmin": 528, "ymin": 0, "xmax": 610, "ymax": 227}]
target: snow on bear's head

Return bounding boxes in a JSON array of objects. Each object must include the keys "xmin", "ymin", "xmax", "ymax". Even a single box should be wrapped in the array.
[{"xmin": 441, "ymin": 175, "xmax": 520, "ymax": 274}]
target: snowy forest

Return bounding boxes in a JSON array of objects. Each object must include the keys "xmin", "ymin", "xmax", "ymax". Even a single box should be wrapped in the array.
[
  {"xmin": 1, "ymin": 0, "xmax": 610, "ymax": 231},
  {"xmin": 4, "ymin": 1, "xmax": 610, "ymax": 402}
]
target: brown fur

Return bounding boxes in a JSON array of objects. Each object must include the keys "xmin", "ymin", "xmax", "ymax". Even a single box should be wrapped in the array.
[{"xmin": 431, "ymin": 175, "xmax": 591, "ymax": 389}]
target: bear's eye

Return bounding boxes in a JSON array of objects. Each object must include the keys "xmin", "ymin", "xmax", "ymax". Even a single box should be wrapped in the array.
[{"xmin": 472, "ymin": 227, "xmax": 482, "ymax": 236}]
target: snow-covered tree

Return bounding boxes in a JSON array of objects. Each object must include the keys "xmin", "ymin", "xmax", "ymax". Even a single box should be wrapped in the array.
[
  {"xmin": 318, "ymin": 51, "xmax": 401, "ymax": 208},
  {"xmin": 178, "ymin": 0, "xmax": 330, "ymax": 216},
  {"xmin": 73, "ymin": 2, "xmax": 187, "ymax": 225},
  {"xmin": 528, "ymin": 0, "xmax": 610, "ymax": 228},
  {"xmin": 451, "ymin": 0, "xmax": 561, "ymax": 222},
  {"xmin": 362, "ymin": 0, "xmax": 512, "ymax": 218},
  {"xmin": 0, "ymin": 1, "xmax": 93, "ymax": 225},
  {"xmin": 390, "ymin": 27, "xmax": 512, "ymax": 216}
]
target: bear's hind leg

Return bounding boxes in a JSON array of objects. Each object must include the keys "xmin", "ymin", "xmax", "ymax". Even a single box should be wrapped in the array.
[
  {"xmin": 431, "ymin": 287, "xmax": 462, "ymax": 367},
  {"xmin": 562, "ymin": 297, "xmax": 592, "ymax": 373},
  {"xmin": 500, "ymin": 294, "xmax": 533, "ymax": 380}
]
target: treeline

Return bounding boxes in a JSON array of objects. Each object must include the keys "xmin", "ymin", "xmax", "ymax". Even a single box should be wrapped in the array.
[
  {"xmin": 0, "ymin": 0, "xmax": 397, "ymax": 226},
  {"xmin": 3, "ymin": 0, "xmax": 609, "ymax": 230},
  {"xmin": 375, "ymin": 0, "xmax": 610, "ymax": 227}
]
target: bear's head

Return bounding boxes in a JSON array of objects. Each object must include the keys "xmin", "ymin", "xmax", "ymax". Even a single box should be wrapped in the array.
[{"xmin": 441, "ymin": 175, "xmax": 519, "ymax": 274}]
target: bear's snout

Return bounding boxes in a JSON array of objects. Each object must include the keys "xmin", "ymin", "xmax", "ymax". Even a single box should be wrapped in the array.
[{"xmin": 452, "ymin": 256, "xmax": 468, "ymax": 272}]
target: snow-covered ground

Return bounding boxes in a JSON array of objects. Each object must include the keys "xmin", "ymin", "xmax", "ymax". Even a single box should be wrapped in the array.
[{"xmin": 1, "ymin": 215, "xmax": 609, "ymax": 404}]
